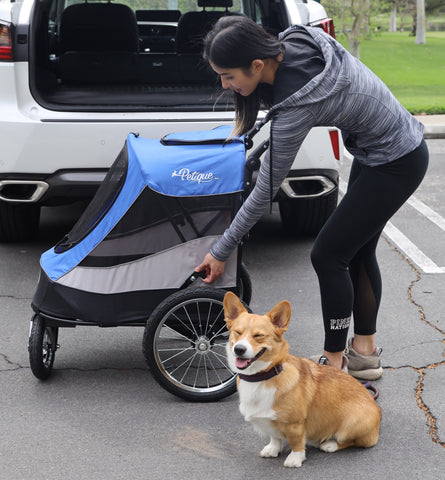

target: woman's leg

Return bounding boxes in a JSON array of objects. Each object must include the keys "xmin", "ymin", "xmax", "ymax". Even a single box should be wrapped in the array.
[{"xmin": 310, "ymin": 140, "xmax": 428, "ymax": 369}]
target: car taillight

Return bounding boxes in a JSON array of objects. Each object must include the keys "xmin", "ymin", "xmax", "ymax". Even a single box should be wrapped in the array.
[
  {"xmin": 329, "ymin": 129, "xmax": 340, "ymax": 160},
  {"xmin": 319, "ymin": 19, "xmax": 336, "ymax": 39},
  {"xmin": 0, "ymin": 21, "xmax": 13, "ymax": 61}
]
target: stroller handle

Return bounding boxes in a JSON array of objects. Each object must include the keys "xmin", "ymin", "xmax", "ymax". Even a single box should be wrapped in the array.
[
  {"xmin": 180, "ymin": 270, "xmax": 208, "ymax": 289},
  {"xmin": 244, "ymin": 119, "xmax": 269, "ymax": 150}
]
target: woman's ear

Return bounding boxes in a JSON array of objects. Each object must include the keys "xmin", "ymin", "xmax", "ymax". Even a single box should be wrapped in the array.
[{"xmin": 251, "ymin": 59, "xmax": 264, "ymax": 74}]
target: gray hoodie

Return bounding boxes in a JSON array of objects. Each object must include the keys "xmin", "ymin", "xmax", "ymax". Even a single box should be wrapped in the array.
[{"xmin": 210, "ymin": 25, "xmax": 424, "ymax": 261}]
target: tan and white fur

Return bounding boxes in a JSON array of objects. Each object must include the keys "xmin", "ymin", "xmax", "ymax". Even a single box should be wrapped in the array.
[{"xmin": 223, "ymin": 292, "xmax": 381, "ymax": 468}]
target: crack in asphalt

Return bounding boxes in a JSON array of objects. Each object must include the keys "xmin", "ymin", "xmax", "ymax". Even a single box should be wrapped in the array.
[
  {"xmin": 384, "ymin": 237, "xmax": 445, "ymax": 449},
  {"xmin": 0, "ymin": 294, "xmax": 32, "ymax": 300},
  {"xmin": 414, "ymin": 363, "xmax": 445, "ymax": 448},
  {"xmin": 0, "ymin": 352, "xmax": 24, "ymax": 371},
  {"xmin": 0, "ymin": 354, "xmax": 147, "ymax": 374}
]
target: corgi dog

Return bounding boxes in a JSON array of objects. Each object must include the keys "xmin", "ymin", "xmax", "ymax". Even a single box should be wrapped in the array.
[{"xmin": 223, "ymin": 292, "xmax": 381, "ymax": 468}]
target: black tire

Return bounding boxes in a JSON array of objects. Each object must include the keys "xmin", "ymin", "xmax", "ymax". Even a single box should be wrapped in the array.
[
  {"xmin": 0, "ymin": 201, "xmax": 40, "ymax": 242},
  {"xmin": 279, "ymin": 188, "xmax": 338, "ymax": 236},
  {"xmin": 237, "ymin": 262, "xmax": 252, "ymax": 306},
  {"xmin": 28, "ymin": 315, "xmax": 58, "ymax": 380},
  {"xmin": 143, "ymin": 288, "xmax": 242, "ymax": 402}
]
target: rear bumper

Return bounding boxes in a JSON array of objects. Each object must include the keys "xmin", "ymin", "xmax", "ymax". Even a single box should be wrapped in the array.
[
  {"xmin": 0, "ymin": 167, "xmax": 339, "ymax": 205},
  {"xmin": 0, "ymin": 170, "xmax": 107, "ymax": 205}
]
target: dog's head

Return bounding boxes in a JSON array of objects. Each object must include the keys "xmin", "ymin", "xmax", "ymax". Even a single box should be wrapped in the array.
[{"xmin": 223, "ymin": 292, "xmax": 291, "ymax": 375}]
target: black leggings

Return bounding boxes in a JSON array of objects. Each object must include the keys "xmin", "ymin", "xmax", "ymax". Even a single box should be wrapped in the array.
[{"xmin": 311, "ymin": 140, "xmax": 429, "ymax": 352}]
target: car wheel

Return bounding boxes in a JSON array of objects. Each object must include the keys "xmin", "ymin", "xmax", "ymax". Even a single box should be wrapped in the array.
[
  {"xmin": 0, "ymin": 202, "xmax": 40, "ymax": 242},
  {"xmin": 279, "ymin": 188, "xmax": 338, "ymax": 236}
]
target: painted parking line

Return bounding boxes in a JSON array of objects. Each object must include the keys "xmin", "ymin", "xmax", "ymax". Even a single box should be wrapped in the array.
[
  {"xmin": 407, "ymin": 196, "xmax": 445, "ymax": 233},
  {"xmin": 382, "ymin": 222, "xmax": 445, "ymax": 274},
  {"xmin": 339, "ymin": 180, "xmax": 445, "ymax": 274}
]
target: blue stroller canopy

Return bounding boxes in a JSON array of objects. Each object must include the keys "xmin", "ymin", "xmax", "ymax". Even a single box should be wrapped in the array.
[
  {"xmin": 129, "ymin": 126, "xmax": 245, "ymax": 197},
  {"xmin": 39, "ymin": 126, "xmax": 246, "ymax": 287}
]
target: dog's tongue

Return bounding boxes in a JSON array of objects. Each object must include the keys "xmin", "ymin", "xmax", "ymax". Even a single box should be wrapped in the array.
[{"xmin": 236, "ymin": 358, "xmax": 250, "ymax": 369}]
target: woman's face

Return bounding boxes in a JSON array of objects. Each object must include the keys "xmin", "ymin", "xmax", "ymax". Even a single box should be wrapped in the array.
[{"xmin": 210, "ymin": 61, "xmax": 262, "ymax": 96}]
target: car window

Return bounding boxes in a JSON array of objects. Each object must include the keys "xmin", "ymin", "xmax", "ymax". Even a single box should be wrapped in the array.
[{"xmin": 64, "ymin": 0, "xmax": 243, "ymax": 14}]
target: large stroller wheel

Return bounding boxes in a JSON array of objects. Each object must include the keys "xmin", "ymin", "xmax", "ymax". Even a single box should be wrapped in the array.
[
  {"xmin": 237, "ymin": 262, "xmax": 252, "ymax": 306},
  {"xmin": 143, "ymin": 288, "xmax": 241, "ymax": 402},
  {"xmin": 28, "ymin": 314, "xmax": 58, "ymax": 380}
]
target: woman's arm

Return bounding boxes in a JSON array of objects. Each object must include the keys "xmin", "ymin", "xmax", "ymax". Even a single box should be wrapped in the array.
[
  {"xmin": 211, "ymin": 108, "xmax": 316, "ymax": 260},
  {"xmin": 196, "ymin": 108, "xmax": 316, "ymax": 281}
]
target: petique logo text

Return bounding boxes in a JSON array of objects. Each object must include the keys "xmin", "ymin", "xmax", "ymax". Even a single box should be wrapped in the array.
[{"xmin": 172, "ymin": 168, "xmax": 219, "ymax": 184}]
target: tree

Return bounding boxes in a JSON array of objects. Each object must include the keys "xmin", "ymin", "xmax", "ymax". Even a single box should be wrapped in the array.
[
  {"xmin": 323, "ymin": 0, "xmax": 383, "ymax": 58},
  {"xmin": 390, "ymin": 1, "xmax": 398, "ymax": 31},
  {"xmin": 415, "ymin": 0, "xmax": 426, "ymax": 43}
]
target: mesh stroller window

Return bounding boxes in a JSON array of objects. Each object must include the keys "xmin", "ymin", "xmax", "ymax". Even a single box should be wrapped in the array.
[
  {"xmin": 54, "ymin": 146, "xmax": 128, "ymax": 253},
  {"xmin": 79, "ymin": 186, "xmax": 240, "ymax": 267}
]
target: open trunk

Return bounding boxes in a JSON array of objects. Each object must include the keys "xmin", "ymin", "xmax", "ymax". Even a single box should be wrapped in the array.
[
  {"xmin": 29, "ymin": 0, "xmax": 246, "ymax": 112},
  {"xmin": 37, "ymin": 82, "xmax": 233, "ymax": 112}
]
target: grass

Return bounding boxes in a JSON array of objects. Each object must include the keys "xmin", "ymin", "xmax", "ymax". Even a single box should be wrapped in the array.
[{"xmin": 336, "ymin": 31, "xmax": 445, "ymax": 114}]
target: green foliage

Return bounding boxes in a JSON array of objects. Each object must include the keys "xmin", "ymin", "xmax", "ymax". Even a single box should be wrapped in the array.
[{"xmin": 336, "ymin": 31, "xmax": 445, "ymax": 113}]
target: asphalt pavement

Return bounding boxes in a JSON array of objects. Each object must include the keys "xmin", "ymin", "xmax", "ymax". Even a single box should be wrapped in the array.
[{"xmin": 0, "ymin": 122, "xmax": 444, "ymax": 480}]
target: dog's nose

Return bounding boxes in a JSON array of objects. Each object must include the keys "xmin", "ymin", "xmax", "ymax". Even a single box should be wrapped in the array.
[{"xmin": 234, "ymin": 344, "xmax": 247, "ymax": 357}]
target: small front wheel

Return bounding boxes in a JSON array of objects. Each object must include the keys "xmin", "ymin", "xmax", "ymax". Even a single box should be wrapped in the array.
[
  {"xmin": 143, "ymin": 288, "xmax": 241, "ymax": 402},
  {"xmin": 28, "ymin": 314, "xmax": 58, "ymax": 380}
]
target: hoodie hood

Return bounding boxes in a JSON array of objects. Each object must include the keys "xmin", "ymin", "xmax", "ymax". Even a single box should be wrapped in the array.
[{"xmin": 267, "ymin": 26, "xmax": 352, "ymax": 116}]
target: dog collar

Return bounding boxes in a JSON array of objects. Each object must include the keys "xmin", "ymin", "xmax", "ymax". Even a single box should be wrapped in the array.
[{"xmin": 238, "ymin": 364, "xmax": 283, "ymax": 383}]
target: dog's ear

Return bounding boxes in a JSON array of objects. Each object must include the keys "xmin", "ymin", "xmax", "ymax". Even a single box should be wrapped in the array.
[
  {"xmin": 267, "ymin": 300, "xmax": 291, "ymax": 333},
  {"xmin": 223, "ymin": 291, "xmax": 247, "ymax": 328}
]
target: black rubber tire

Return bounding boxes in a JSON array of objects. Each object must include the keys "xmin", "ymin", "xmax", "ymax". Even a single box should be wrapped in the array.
[
  {"xmin": 143, "ymin": 288, "xmax": 243, "ymax": 402},
  {"xmin": 0, "ymin": 201, "xmax": 40, "ymax": 242},
  {"xmin": 28, "ymin": 315, "xmax": 58, "ymax": 380},
  {"xmin": 279, "ymin": 188, "xmax": 338, "ymax": 236},
  {"xmin": 237, "ymin": 262, "xmax": 252, "ymax": 306}
]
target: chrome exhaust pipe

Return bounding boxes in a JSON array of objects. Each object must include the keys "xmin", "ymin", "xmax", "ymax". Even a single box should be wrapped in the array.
[
  {"xmin": 0, "ymin": 180, "xmax": 49, "ymax": 202},
  {"xmin": 280, "ymin": 176, "xmax": 336, "ymax": 199}
]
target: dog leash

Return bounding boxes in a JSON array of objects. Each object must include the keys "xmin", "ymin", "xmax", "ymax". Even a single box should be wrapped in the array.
[{"xmin": 361, "ymin": 381, "xmax": 379, "ymax": 401}]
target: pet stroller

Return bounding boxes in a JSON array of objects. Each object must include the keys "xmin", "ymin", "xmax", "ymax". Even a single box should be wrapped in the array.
[{"xmin": 29, "ymin": 125, "xmax": 266, "ymax": 401}]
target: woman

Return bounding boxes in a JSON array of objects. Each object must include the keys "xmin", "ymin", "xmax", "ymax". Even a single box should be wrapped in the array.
[{"xmin": 195, "ymin": 16, "xmax": 428, "ymax": 379}]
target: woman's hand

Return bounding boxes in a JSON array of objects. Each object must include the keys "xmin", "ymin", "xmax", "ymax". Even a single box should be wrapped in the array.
[{"xmin": 195, "ymin": 252, "xmax": 226, "ymax": 283}]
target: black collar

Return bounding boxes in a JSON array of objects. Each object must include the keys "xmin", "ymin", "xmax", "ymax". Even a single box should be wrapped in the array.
[{"xmin": 238, "ymin": 364, "xmax": 283, "ymax": 383}]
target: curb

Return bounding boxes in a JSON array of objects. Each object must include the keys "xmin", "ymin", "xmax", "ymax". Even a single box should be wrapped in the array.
[
  {"xmin": 415, "ymin": 115, "xmax": 445, "ymax": 139},
  {"xmin": 422, "ymin": 126, "xmax": 445, "ymax": 139}
]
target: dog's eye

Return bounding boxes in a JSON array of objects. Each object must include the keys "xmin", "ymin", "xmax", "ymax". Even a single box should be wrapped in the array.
[
  {"xmin": 234, "ymin": 330, "xmax": 242, "ymax": 336},
  {"xmin": 253, "ymin": 333, "xmax": 264, "ymax": 339}
]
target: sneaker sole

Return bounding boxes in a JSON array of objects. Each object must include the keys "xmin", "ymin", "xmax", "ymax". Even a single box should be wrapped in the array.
[{"xmin": 348, "ymin": 367, "xmax": 383, "ymax": 381}]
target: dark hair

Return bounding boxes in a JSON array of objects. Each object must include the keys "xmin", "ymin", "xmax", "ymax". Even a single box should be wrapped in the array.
[{"xmin": 203, "ymin": 16, "xmax": 282, "ymax": 135}]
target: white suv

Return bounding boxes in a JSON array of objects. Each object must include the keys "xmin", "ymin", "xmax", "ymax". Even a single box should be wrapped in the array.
[{"xmin": 0, "ymin": 0, "xmax": 341, "ymax": 242}]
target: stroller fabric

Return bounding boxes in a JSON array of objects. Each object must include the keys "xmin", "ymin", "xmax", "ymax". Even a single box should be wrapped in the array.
[{"xmin": 32, "ymin": 127, "xmax": 246, "ymax": 325}]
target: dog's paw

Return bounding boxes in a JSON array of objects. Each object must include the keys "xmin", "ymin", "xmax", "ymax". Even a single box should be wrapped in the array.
[
  {"xmin": 260, "ymin": 438, "xmax": 282, "ymax": 458},
  {"xmin": 283, "ymin": 451, "xmax": 306, "ymax": 468},
  {"xmin": 320, "ymin": 440, "xmax": 339, "ymax": 453}
]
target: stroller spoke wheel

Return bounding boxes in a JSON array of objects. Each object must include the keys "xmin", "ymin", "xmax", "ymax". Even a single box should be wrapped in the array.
[
  {"xmin": 143, "ymin": 287, "xmax": 248, "ymax": 402},
  {"xmin": 196, "ymin": 337, "xmax": 211, "ymax": 353}
]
